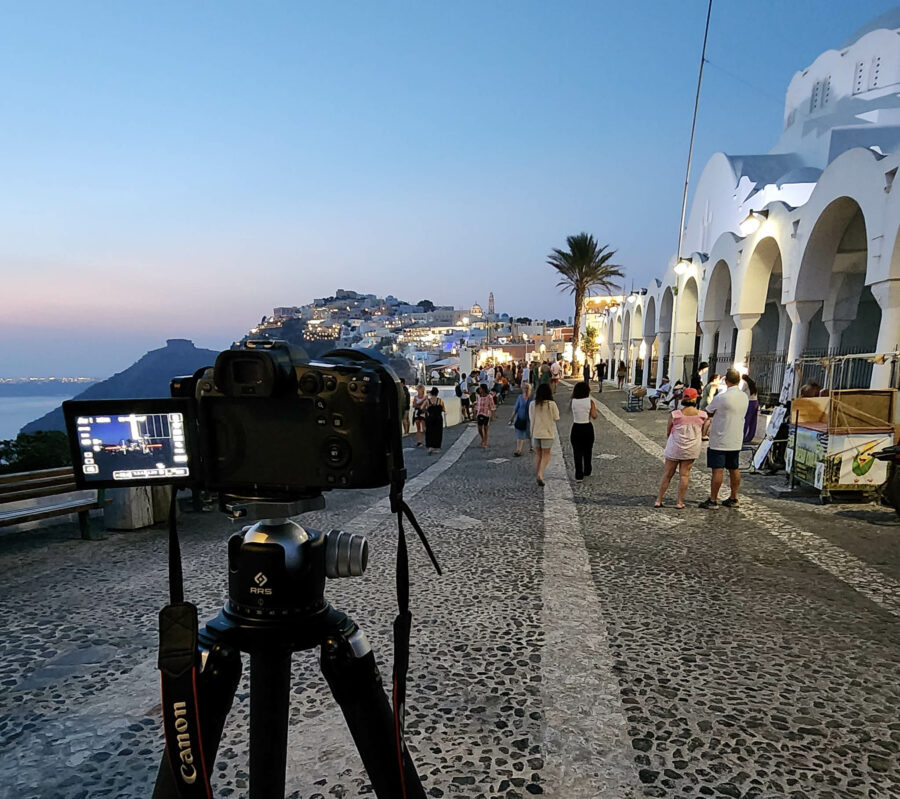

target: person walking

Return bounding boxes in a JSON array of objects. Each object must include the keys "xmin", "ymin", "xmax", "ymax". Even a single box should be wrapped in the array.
[
  {"xmin": 654, "ymin": 387, "xmax": 707, "ymax": 509},
  {"xmin": 510, "ymin": 383, "xmax": 532, "ymax": 456},
  {"xmin": 399, "ymin": 377, "xmax": 411, "ymax": 435},
  {"xmin": 699, "ymin": 368, "xmax": 749, "ymax": 509},
  {"xmin": 595, "ymin": 361, "xmax": 606, "ymax": 392},
  {"xmin": 549, "ymin": 359, "xmax": 561, "ymax": 394},
  {"xmin": 412, "ymin": 384, "xmax": 428, "ymax": 447},
  {"xmin": 616, "ymin": 361, "xmax": 627, "ymax": 390},
  {"xmin": 569, "ymin": 381, "xmax": 597, "ymax": 482},
  {"xmin": 474, "ymin": 383, "xmax": 496, "ymax": 448},
  {"xmin": 520, "ymin": 362, "xmax": 530, "ymax": 391},
  {"xmin": 458, "ymin": 372, "xmax": 472, "ymax": 421},
  {"xmin": 424, "ymin": 386, "xmax": 446, "ymax": 454},
  {"xmin": 582, "ymin": 361, "xmax": 592, "ymax": 389},
  {"xmin": 529, "ymin": 382, "xmax": 560, "ymax": 486}
]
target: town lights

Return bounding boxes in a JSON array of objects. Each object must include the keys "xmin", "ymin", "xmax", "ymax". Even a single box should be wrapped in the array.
[{"xmin": 739, "ymin": 209, "xmax": 768, "ymax": 237}]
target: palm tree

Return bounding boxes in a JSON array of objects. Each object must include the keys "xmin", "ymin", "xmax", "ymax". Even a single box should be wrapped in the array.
[{"xmin": 547, "ymin": 233, "xmax": 624, "ymax": 364}]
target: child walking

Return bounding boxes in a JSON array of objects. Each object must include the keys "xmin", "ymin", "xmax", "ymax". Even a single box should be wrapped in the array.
[{"xmin": 474, "ymin": 383, "xmax": 496, "ymax": 448}]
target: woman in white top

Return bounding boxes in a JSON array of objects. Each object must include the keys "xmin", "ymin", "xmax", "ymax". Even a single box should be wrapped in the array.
[
  {"xmin": 569, "ymin": 381, "xmax": 598, "ymax": 482},
  {"xmin": 529, "ymin": 382, "xmax": 560, "ymax": 486}
]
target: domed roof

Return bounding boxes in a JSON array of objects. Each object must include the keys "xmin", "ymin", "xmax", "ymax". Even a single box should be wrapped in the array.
[{"xmin": 840, "ymin": 7, "xmax": 900, "ymax": 48}]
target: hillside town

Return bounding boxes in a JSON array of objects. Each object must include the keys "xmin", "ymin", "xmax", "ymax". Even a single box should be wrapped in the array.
[{"xmin": 243, "ymin": 288, "xmax": 585, "ymax": 381}]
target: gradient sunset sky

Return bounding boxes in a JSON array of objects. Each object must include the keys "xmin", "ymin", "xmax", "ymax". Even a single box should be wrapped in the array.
[{"xmin": 1, "ymin": 0, "xmax": 896, "ymax": 376}]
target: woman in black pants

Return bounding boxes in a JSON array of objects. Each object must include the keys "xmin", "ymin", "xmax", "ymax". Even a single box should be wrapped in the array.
[{"xmin": 569, "ymin": 381, "xmax": 598, "ymax": 482}]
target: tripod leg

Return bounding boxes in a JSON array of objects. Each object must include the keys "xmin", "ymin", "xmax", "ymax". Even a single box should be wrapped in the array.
[
  {"xmin": 320, "ymin": 617, "xmax": 426, "ymax": 799},
  {"xmin": 249, "ymin": 650, "xmax": 291, "ymax": 799},
  {"xmin": 152, "ymin": 636, "xmax": 242, "ymax": 799}
]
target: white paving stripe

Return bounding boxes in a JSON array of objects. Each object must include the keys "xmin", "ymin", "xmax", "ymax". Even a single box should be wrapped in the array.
[
  {"xmin": 540, "ymin": 425, "xmax": 637, "ymax": 797},
  {"xmin": 594, "ymin": 399, "xmax": 900, "ymax": 618},
  {"xmin": 348, "ymin": 426, "xmax": 479, "ymax": 530}
]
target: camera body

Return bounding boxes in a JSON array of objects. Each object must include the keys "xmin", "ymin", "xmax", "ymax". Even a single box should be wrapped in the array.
[{"xmin": 64, "ymin": 340, "xmax": 405, "ymax": 500}]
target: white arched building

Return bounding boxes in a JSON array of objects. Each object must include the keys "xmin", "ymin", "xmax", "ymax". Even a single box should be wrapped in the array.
[{"xmin": 601, "ymin": 9, "xmax": 900, "ymax": 397}]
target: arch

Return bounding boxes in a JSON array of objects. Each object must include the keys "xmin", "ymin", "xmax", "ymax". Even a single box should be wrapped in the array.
[
  {"xmin": 659, "ymin": 287, "xmax": 674, "ymax": 334},
  {"xmin": 633, "ymin": 304, "xmax": 644, "ymax": 341},
  {"xmin": 701, "ymin": 260, "xmax": 733, "ymax": 322},
  {"xmin": 643, "ymin": 295, "xmax": 658, "ymax": 337},
  {"xmin": 677, "ymin": 276, "xmax": 700, "ymax": 336},
  {"xmin": 739, "ymin": 238, "xmax": 782, "ymax": 315},
  {"xmin": 796, "ymin": 197, "xmax": 867, "ymax": 303}
]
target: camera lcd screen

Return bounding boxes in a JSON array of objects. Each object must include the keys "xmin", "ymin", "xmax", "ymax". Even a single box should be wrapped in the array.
[{"xmin": 63, "ymin": 399, "xmax": 196, "ymax": 489}]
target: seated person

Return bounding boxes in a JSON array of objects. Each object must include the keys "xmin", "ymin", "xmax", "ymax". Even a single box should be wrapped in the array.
[{"xmin": 648, "ymin": 377, "xmax": 672, "ymax": 409}]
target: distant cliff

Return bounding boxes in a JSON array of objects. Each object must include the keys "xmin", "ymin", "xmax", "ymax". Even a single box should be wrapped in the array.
[{"xmin": 21, "ymin": 339, "xmax": 221, "ymax": 434}]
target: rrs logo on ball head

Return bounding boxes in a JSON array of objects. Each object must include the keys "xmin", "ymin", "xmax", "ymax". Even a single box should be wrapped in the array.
[{"xmin": 250, "ymin": 571, "xmax": 272, "ymax": 595}]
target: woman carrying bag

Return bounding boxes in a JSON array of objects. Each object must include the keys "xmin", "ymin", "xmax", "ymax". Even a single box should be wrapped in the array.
[
  {"xmin": 569, "ymin": 381, "xmax": 598, "ymax": 482},
  {"xmin": 510, "ymin": 383, "xmax": 532, "ymax": 457}
]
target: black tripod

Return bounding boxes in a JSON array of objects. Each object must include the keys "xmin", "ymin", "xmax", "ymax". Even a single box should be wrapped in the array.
[{"xmin": 152, "ymin": 497, "xmax": 426, "ymax": 799}]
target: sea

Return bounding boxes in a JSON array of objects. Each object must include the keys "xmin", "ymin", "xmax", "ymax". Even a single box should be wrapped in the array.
[{"xmin": 0, "ymin": 396, "xmax": 70, "ymax": 440}]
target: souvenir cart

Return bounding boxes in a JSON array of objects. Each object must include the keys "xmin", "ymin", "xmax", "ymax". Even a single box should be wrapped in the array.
[{"xmin": 787, "ymin": 389, "xmax": 897, "ymax": 502}]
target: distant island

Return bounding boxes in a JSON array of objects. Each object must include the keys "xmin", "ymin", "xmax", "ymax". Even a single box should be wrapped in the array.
[{"xmin": 21, "ymin": 339, "xmax": 220, "ymax": 434}]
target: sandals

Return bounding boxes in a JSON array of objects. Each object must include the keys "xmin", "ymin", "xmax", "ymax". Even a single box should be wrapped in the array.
[{"xmin": 653, "ymin": 502, "xmax": 664, "ymax": 509}]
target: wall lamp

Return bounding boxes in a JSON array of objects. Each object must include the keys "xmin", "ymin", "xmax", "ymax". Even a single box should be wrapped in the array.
[
  {"xmin": 674, "ymin": 258, "xmax": 691, "ymax": 275},
  {"xmin": 739, "ymin": 209, "xmax": 768, "ymax": 237}
]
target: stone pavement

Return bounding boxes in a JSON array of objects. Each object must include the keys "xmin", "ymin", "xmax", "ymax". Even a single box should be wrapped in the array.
[{"xmin": 1, "ymin": 382, "xmax": 899, "ymax": 798}]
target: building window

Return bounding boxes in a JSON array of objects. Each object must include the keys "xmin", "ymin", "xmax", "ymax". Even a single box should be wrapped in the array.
[
  {"xmin": 870, "ymin": 55, "xmax": 882, "ymax": 89},
  {"xmin": 854, "ymin": 60, "xmax": 866, "ymax": 94}
]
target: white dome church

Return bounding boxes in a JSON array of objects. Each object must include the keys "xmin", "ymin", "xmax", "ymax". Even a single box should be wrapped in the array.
[{"xmin": 602, "ymin": 9, "xmax": 900, "ymax": 396}]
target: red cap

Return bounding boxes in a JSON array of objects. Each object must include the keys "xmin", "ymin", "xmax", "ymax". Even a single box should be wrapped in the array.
[{"xmin": 682, "ymin": 387, "xmax": 699, "ymax": 400}]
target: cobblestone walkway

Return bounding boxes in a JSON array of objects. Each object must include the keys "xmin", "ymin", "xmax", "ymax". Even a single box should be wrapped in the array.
[{"xmin": 1, "ymin": 382, "xmax": 899, "ymax": 798}]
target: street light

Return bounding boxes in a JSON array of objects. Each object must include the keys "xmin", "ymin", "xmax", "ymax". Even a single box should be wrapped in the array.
[
  {"xmin": 674, "ymin": 258, "xmax": 692, "ymax": 275},
  {"xmin": 523, "ymin": 333, "xmax": 529, "ymax": 360}
]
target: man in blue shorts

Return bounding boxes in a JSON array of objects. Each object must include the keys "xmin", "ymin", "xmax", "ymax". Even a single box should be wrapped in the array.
[{"xmin": 699, "ymin": 368, "xmax": 749, "ymax": 509}]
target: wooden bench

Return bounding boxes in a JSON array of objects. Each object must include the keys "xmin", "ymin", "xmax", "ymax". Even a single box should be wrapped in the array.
[{"xmin": 0, "ymin": 466, "xmax": 107, "ymax": 539}]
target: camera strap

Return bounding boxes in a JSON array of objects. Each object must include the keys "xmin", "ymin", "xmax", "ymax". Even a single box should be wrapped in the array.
[{"xmin": 158, "ymin": 490, "xmax": 214, "ymax": 799}]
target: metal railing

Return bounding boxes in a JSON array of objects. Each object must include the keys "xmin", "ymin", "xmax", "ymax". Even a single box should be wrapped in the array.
[
  {"xmin": 794, "ymin": 347, "xmax": 874, "ymax": 394},
  {"xmin": 684, "ymin": 346, "xmax": 891, "ymax": 404}
]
